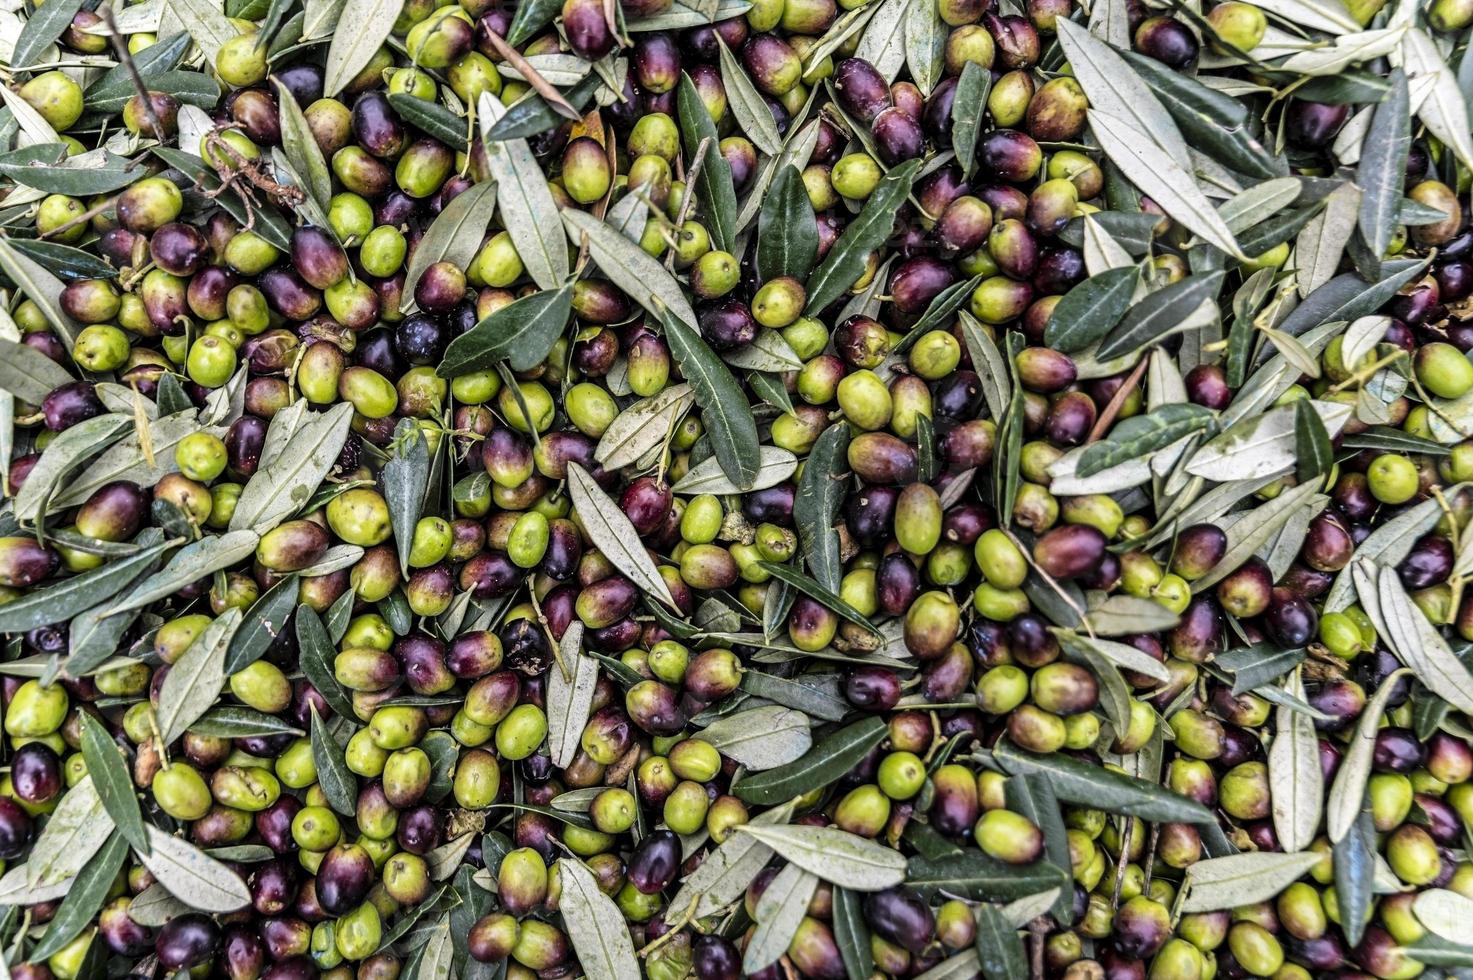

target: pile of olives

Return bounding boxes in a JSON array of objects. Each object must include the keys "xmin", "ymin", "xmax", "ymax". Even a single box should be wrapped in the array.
[{"xmin": 2, "ymin": 0, "xmax": 1473, "ymax": 975}]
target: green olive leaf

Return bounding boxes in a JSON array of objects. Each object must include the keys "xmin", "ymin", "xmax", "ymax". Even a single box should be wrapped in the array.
[
  {"xmin": 310, "ymin": 704, "xmax": 357, "ymax": 817},
  {"xmin": 437, "ymin": 283, "xmax": 573, "ymax": 375},
  {"xmin": 401, "ymin": 179, "xmax": 498, "ymax": 313},
  {"xmin": 805, "ymin": 159, "xmax": 920, "ymax": 314},
  {"xmin": 78, "ymin": 709, "xmax": 149, "ymax": 855}
]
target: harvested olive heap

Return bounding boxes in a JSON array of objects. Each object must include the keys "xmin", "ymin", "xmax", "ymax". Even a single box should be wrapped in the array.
[{"xmin": 4, "ymin": 0, "xmax": 1473, "ymax": 976}]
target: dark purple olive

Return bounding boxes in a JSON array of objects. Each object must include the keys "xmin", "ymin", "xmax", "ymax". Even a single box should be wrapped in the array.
[
  {"xmin": 156, "ymin": 914, "xmax": 221, "ymax": 970},
  {"xmin": 1285, "ymin": 100, "xmax": 1350, "ymax": 149},
  {"xmin": 563, "ymin": 0, "xmax": 615, "ymax": 59},
  {"xmin": 315, "ymin": 843, "xmax": 376, "ymax": 915},
  {"xmin": 1032, "ymin": 525, "xmax": 1106, "ymax": 580},
  {"xmin": 150, "ymin": 222, "xmax": 208, "ymax": 276},
  {"xmin": 864, "ymin": 886, "xmax": 936, "ymax": 954},
  {"xmin": 352, "ymin": 90, "xmax": 407, "ymax": 158},
  {"xmin": 872, "ymin": 107, "xmax": 924, "ymax": 165},
  {"xmin": 627, "ymin": 829, "xmax": 682, "ymax": 894},
  {"xmin": 833, "ymin": 57, "xmax": 891, "ymax": 123},
  {"xmin": 1134, "ymin": 15, "xmax": 1198, "ymax": 67},
  {"xmin": 290, "ymin": 226, "xmax": 348, "ymax": 290},
  {"xmin": 697, "ymin": 299, "xmax": 758, "ymax": 350},
  {"xmin": 1399, "ymin": 533, "xmax": 1454, "ymax": 589},
  {"xmin": 42, "ymin": 380, "xmax": 104, "ymax": 431},
  {"xmin": 10, "ymin": 742, "xmax": 60, "ymax": 804}
]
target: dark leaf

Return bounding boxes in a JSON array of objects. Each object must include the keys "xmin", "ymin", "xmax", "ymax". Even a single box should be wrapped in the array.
[
  {"xmin": 6, "ymin": 239, "xmax": 121, "ymax": 280},
  {"xmin": 805, "ymin": 159, "xmax": 921, "ymax": 314},
  {"xmin": 28, "ymin": 832, "xmax": 129, "ymax": 962},
  {"xmin": 389, "ymin": 94, "xmax": 467, "ymax": 148},
  {"xmin": 757, "ymin": 561, "xmax": 880, "ymax": 635},
  {"xmin": 1044, "ymin": 265, "xmax": 1138, "ymax": 353},
  {"xmin": 438, "ymin": 285, "xmax": 574, "ymax": 376},
  {"xmin": 734, "ymin": 717, "xmax": 888, "ymax": 805},
  {"xmin": 507, "ymin": 0, "xmax": 561, "ymax": 45},
  {"xmin": 794, "ymin": 423, "xmax": 851, "ymax": 594},
  {"xmin": 13, "ymin": 0, "xmax": 85, "ymax": 69},
  {"xmin": 0, "ymin": 531, "xmax": 167, "ymax": 634},
  {"xmin": 1236, "ymin": 204, "xmax": 1326, "ymax": 260},
  {"xmin": 78, "ymin": 712, "xmax": 148, "ymax": 855},
  {"xmin": 297, "ymin": 605, "xmax": 357, "ymax": 719},
  {"xmin": 1217, "ymin": 644, "xmax": 1305, "ymax": 694},
  {"xmin": 1293, "ymin": 398, "xmax": 1333, "ymax": 483},
  {"xmin": 676, "ymin": 72, "xmax": 739, "ymax": 253},
  {"xmin": 973, "ymin": 905, "xmax": 1028, "ymax": 980},
  {"xmin": 893, "ymin": 274, "xmax": 984, "ymax": 355},
  {"xmin": 310, "ymin": 705, "xmax": 357, "ymax": 816},
  {"xmin": 1098, "ymin": 271, "xmax": 1226, "ymax": 360},
  {"xmin": 1057, "ymin": 212, "xmax": 1160, "ymax": 254},
  {"xmin": 756, "ymin": 165, "xmax": 819, "ymax": 283},
  {"xmin": 190, "ymin": 706, "xmax": 305, "ymax": 738},
  {"xmin": 483, "ymin": 73, "xmax": 602, "ymax": 141},
  {"xmin": 1005, "ymin": 774, "xmax": 1075, "ymax": 924},
  {"xmin": 1333, "ymin": 803, "xmax": 1375, "ymax": 948},
  {"xmin": 657, "ymin": 306, "xmax": 761, "ymax": 490},
  {"xmin": 993, "ymin": 742, "xmax": 1215, "ymax": 823},
  {"xmin": 951, "ymin": 61, "xmax": 991, "ymax": 176},
  {"xmin": 906, "ymin": 850, "xmax": 1069, "ymax": 901},
  {"xmin": 833, "ymin": 887, "xmax": 874, "ymax": 980},
  {"xmin": 225, "ymin": 573, "xmax": 300, "ymax": 673},
  {"xmin": 1076, "ymin": 404, "xmax": 1215, "ymax": 477},
  {"xmin": 384, "ymin": 419, "xmax": 431, "ymax": 576}
]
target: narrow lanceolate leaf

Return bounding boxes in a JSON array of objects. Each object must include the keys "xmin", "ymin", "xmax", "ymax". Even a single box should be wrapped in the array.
[
  {"xmin": 1270, "ymin": 668, "xmax": 1322, "ymax": 853},
  {"xmin": 168, "ymin": 0, "xmax": 236, "ymax": 64},
  {"xmin": 697, "ymin": 706, "xmax": 812, "ymax": 770},
  {"xmin": 1414, "ymin": 890, "xmax": 1473, "ymax": 946},
  {"xmin": 757, "ymin": 165, "xmax": 820, "ymax": 283},
  {"xmin": 734, "ymin": 717, "xmax": 888, "ymax": 805},
  {"xmin": 0, "ymin": 336, "xmax": 75, "ymax": 404},
  {"xmin": 387, "ymin": 94, "xmax": 467, "ymax": 148},
  {"xmin": 676, "ymin": 72, "xmax": 739, "ymax": 252},
  {"xmin": 992, "ymin": 742, "xmax": 1213, "ymax": 823},
  {"xmin": 1179, "ymin": 852, "xmax": 1324, "ymax": 913},
  {"xmin": 547, "ymin": 623, "xmax": 598, "ymax": 768},
  {"xmin": 383, "ymin": 419, "xmax": 430, "ymax": 576},
  {"xmin": 1055, "ymin": 20, "xmax": 1189, "ymax": 167},
  {"xmin": 1186, "ymin": 401, "xmax": 1351, "ymax": 482},
  {"xmin": 671, "ymin": 448, "xmax": 798, "ymax": 494},
  {"xmin": 479, "ymin": 93, "xmax": 570, "ymax": 290},
  {"xmin": 951, "ymin": 62, "xmax": 991, "ymax": 176},
  {"xmin": 904, "ymin": 0, "xmax": 946, "ymax": 95},
  {"xmin": 439, "ymin": 284, "xmax": 573, "ymax": 375},
  {"xmin": 0, "ymin": 238, "xmax": 79, "ymax": 350},
  {"xmin": 1402, "ymin": 29, "xmax": 1473, "ymax": 173},
  {"xmin": 1089, "ymin": 108, "xmax": 1244, "ymax": 259},
  {"xmin": 559, "ymin": 859, "xmax": 641, "ymax": 980},
  {"xmin": 656, "ymin": 307, "xmax": 762, "ymax": 490},
  {"xmin": 297, "ymin": 606, "xmax": 356, "ymax": 719},
  {"xmin": 1374, "ymin": 565, "xmax": 1473, "ymax": 715},
  {"xmin": 78, "ymin": 713, "xmax": 148, "ymax": 855},
  {"xmin": 1326, "ymin": 667, "xmax": 1411, "ymax": 842},
  {"xmin": 744, "ymin": 863, "xmax": 820, "ymax": 973},
  {"xmin": 758, "ymin": 561, "xmax": 881, "ymax": 635},
  {"xmin": 232, "ymin": 403, "xmax": 353, "ymax": 533},
  {"xmin": 323, "ymin": 0, "xmax": 399, "ymax": 94},
  {"xmin": 1076, "ymin": 404, "xmax": 1215, "ymax": 478},
  {"xmin": 158, "ymin": 608, "xmax": 243, "ymax": 744},
  {"xmin": 1044, "ymin": 265, "xmax": 1138, "ymax": 353},
  {"xmin": 795, "ymin": 424, "xmax": 851, "ymax": 594},
  {"xmin": 806, "ymin": 160, "xmax": 921, "ymax": 314},
  {"xmin": 1298, "ymin": 183, "xmax": 1361, "ymax": 299},
  {"xmin": 51, "ymin": 410, "xmax": 214, "ymax": 511},
  {"xmin": 974, "ymin": 905, "xmax": 1028, "ymax": 980},
  {"xmin": 566, "ymin": 463, "xmax": 677, "ymax": 608},
  {"xmin": 1294, "ymin": 398, "xmax": 1334, "ymax": 483},
  {"xmin": 1356, "ymin": 69, "xmax": 1410, "ymax": 269},
  {"xmin": 1325, "ymin": 497, "xmax": 1447, "ymax": 612},
  {"xmin": 110, "ymin": 530, "xmax": 258, "ymax": 614},
  {"xmin": 12, "ymin": 0, "xmax": 85, "ymax": 69},
  {"xmin": 415, "ymin": 915, "xmax": 454, "ymax": 980},
  {"xmin": 0, "ymin": 533, "xmax": 168, "ymax": 633},
  {"xmin": 225, "ymin": 573, "xmax": 300, "ymax": 673},
  {"xmin": 402, "ymin": 180, "xmax": 498, "ymax": 312},
  {"xmin": 310, "ymin": 705, "xmax": 357, "ymax": 817},
  {"xmin": 665, "ymin": 802, "xmax": 798, "ymax": 923},
  {"xmin": 593, "ymin": 384, "xmax": 695, "ymax": 470},
  {"xmin": 906, "ymin": 850, "xmax": 1068, "ymax": 902},
  {"xmin": 28, "ymin": 779, "xmax": 113, "ymax": 888},
  {"xmin": 717, "ymin": 38, "xmax": 782, "ymax": 155},
  {"xmin": 139, "ymin": 827, "xmax": 251, "ymax": 912},
  {"xmin": 1098, "ymin": 271, "xmax": 1226, "ymax": 360},
  {"xmin": 833, "ymin": 887, "xmax": 875, "ymax": 980},
  {"xmin": 854, "ymin": 0, "xmax": 911, "ymax": 81},
  {"xmin": 562, "ymin": 209, "xmax": 696, "ymax": 327},
  {"xmin": 28, "ymin": 831, "xmax": 129, "ymax": 962},
  {"xmin": 1194, "ymin": 481, "xmax": 1328, "ymax": 595},
  {"xmin": 274, "ymin": 79, "xmax": 332, "ymax": 216},
  {"xmin": 739, "ymin": 824, "xmax": 907, "ymax": 891}
]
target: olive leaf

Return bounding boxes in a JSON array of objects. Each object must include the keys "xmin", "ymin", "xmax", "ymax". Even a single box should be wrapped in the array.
[
  {"xmin": 310, "ymin": 705, "xmax": 357, "ymax": 816},
  {"xmin": 758, "ymin": 561, "xmax": 881, "ymax": 635},
  {"xmin": 168, "ymin": 0, "xmax": 236, "ymax": 64},
  {"xmin": 991, "ymin": 742, "xmax": 1213, "ymax": 823},
  {"xmin": 671, "ymin": 447, "xmax": 797, "ymax": 494},
  {"xmin": 1269, "ymin": 668, "xmax": 1322, "ymax": 853},
  {"xmin": 734, "ymin": 716, "xmax": 887, "ymax": 805},
  {"xmin": 722, "ymin": 330, "xmax": 805, "ymax": 372},
  {"xmin": 322, "ymin": 0, "xmax": 398, "ymax": 94},
  {"xmin": 12, "ymin": 0, "xmax": 85, "ymax": 69},
  {"xmin": 739, "ymin": 824, "xmax": 907, "ymax": 891},
  {"xmin": 1055, "ymin": 20, "xmax": 1190, "ymax": 167},
  {"xmin": 1372, "ymin": 564, "xmax": 1473, "ymax": 715},
  {"xmin": 479, "ymin": 92, "xmax": 570, "ymax": 290},
  {"xmin": 854, "ymin": 0, "xmax": 910, "ymax": 82},
  {"xmin": 1325, "ymin": 667, "xmax": 1410, "ymax": 842},
  {"xmin": 805, "ymin": 159, "xmax": 921, "ymax": 314},
  {"xmin": 1355, "ymin": 69, "xmax": 1410, "ymax": 271},
  {"xmin": 1185, "ymin": 400, "xmax": 1351, "ymax": 482},
  {"xmin": 108, "ymin": 530, "xmax": 259, "ymax": 614},
  {"xmin": 0, "ymin": 336, "xmax": 71, "ymax": 406},
  {"xmin": 1097, "ymin": 271, "xmax": 1226, "ymax": 360},
  {"xmin": 27, "ymin": 778, "xmax": 113, "ymax": 888},
  {"xmin": 717, "ymin": 38, "xmax": 782, "ymax": 155},
  {"xmin": 656, "ymin": 306, "xmax": 762, "ymax": 490},
  {"xmin": 78, "ymin": 712, "xmax": 149, "ymax": 855},
  {"xmin": 387, "ymin": 94, "xmax": 466, "ymax": 148},
  {"xmin": 562, "ymin": 209, "xmax": 696, "ymax": 328},
  {"xmin": 0, "ymin": 531, "xmax": 168, "ymax": 634},
  {"xmin": 1192, "ymin": 480, "xmax": 1326, "ymax": 594},
  {"xmin": 697, "ymin": 706, "xmax": 812, "ymax": 769},
  {"xmin": 833, "ymin": 887, "xmax": 875, "ymax": 980},
  {"xmin": 1044, "ymin": 265, "xmax": 1138, "ymax": 353},
  {"xmin": 973, "ymin": 905, "xmax": 1028, "ymax": 980},
  {"xmin": 904, "ymin": 0, "xmax": 945, "ymax": 96},
  {"xmin": 756, "ymin": 164, "xmax": 819, "ymax": 283},
  {"xmin": 402, "ymin": 180, "xmax": 499, "ymax": 312},
  {"xmin": 138, "ymin": 827, "xmax": 251, "ymax": 913},
  {"xmin": 191, "ymin": 707, "xmax": 305, "ymax": 738},
  {"xmin": 439, "ymin": 284, "xmax": 574, "ymax": 375},
  {"xmin": 951, "ymin": 61, "xmax": 991, "ymax": 176},
  {"xmin": 51, "ymin": 410, "xmax": 216, "ymax": 512},
  {"xmin": 0, "ymin": 238, "xmax": 79, "ymax": 350},
  {"xmin": 566, "ymin": 462, "xmax": 677, "ymax": 608},
  {"xmin": 795, "ymin": 424, "xmax": 851, "ymax": 594},
  {"xmin": 1075, "ymin": 404, "xmax": 1214, "ymax": 478},
  {"xmin": 744, "ymin": 863, "xmax": 819, "ymax": 973},
  {"xmin": 740, "ymin": 671, "xmax": 849, "ymax": 722},
  {"xmin": 384, "ymin": 419, "xmax": 430, "ymax": 576},
  {"xmin": 547, "ymin": 622, "xmax": 598, "ymax": 768},
  {"xmin": 28, "ymin": 831, "xmax": 129, "ymax": 963},
  {"xmin": 1333, "ymin": 806, "xmax": 1376, "ymax": 948},
  {"xmin": 231, "ymin": 402, "xmax": 353, "ymax": 533},
  {"xmin": 274, "ymin": 79, "xmax": 333, "ymax": 218},
  {"xmin": 1179, "ymin": 852, "xmax": 1324, "ymax": 913},
  {"xmin": 225, "ymin": 572, "xmax": 300, "ymax": 673},
  {"xmin": 158, "ymin": 607, "xmax": 243, "ymax": 743},
  {"xmin": 737, "ymin": 118, "xmax": 822, "ymax": 232},
  {"xmin": 1293, "ymin": 397, "xmax": 1334, "ymax": 483},
  {"xmin": 1401, "ymin": 29, "xmax": 1473, "ymax": 173},
  {"xmin": 1414, "ymin": 890, "xmax": 1473, "ymax": 947},
  {"xmin": 593, "ymin": 384, "xmax": 695, "ymax": 470},
  {"xmin": 905, "ymin": 850, "xmax": 1067, "ymax": 902}
]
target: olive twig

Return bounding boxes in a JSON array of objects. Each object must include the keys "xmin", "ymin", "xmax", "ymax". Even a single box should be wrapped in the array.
[
  {"xmin": 1085, "ymin": 354, "xmax": 1150, "ymax": 445},
  {"xmin": 100, "ymin": 5, "xmax": 168, "ymax": 145},
  {"xmin": 638, "ymin": 894, "xmax": 699, "ymax": 957},
  {"xmin": 478, "ymin": 28, "xmax": 580, "ymax": 122}
]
